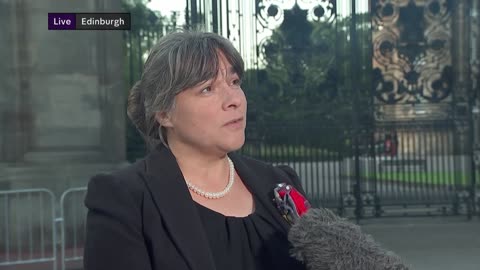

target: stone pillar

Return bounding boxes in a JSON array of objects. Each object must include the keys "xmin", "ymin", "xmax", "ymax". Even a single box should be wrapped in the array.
[
  {"xmin": 0, "ymin": 0, "xmax": 34, "ymax": 162},
  {"xmin": 452, "ymin": 0, "xmax": 471, "ymax": 113},
  {"xmin": 452, "ymin": 0, "xmax": 475, "ymax": 192},
  {"xmin": 472, "ymin": 0, "xmax": 480, "ymax": 155},
  {"xmin": 0, "ymin": 0, "xmax": 11, "ymax": 161},
  {"xmin": 95, "ymin": 0, "xmax": 127, "ymax": 163},
  {"xmin": 452, "ymin": 0, "xmax": 472, "ymax": 155},
  {"xmin": 473, "ymin": 0, "xmax": 480, "ymax": 209}
]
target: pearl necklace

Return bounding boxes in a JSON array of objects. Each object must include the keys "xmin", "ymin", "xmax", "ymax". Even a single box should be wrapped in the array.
[{"xmin": 185, "ymin": 157, "xmax": 235, "ymax": 199}]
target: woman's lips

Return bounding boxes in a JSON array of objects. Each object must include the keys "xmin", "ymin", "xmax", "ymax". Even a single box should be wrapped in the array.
[{"xmin": 224, "ymin": 117, "xmax": 244, "ymax": 129}]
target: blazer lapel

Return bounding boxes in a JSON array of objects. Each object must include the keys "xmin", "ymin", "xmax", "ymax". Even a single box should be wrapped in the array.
[{"xmin": 142, "ymin": 145, "xmax": 216, "ymax": 270}]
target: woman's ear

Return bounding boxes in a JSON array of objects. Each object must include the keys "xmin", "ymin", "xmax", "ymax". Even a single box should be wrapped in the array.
[{"xmin": 155, "ymin": 111, "xmax": 173, "ymax": 128}]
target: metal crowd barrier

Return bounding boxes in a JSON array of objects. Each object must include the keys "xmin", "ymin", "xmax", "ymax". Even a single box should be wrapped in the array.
[
  {"xmin": 0, "ymin": 187, "xmax": 89, "ymax": 270},
  {"xmin": 0, "ymin": 188, "xmax": 57, "ymax": 270}
]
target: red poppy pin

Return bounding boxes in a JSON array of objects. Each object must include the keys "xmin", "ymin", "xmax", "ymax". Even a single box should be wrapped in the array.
[{"xmin": 273, "ymin": 183, "xmax": 311, "ymax": 225}]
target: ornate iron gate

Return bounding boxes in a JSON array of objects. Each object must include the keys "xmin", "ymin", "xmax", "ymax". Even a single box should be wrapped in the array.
[{"xmin": 126, "ymin": 0, "xmax": 479, "ymax": 219}]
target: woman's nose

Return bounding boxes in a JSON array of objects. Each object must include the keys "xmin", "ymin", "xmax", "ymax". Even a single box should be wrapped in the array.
[{"xmin": 222, "ymin": 83, "xmax": 244, "ymax": 110}]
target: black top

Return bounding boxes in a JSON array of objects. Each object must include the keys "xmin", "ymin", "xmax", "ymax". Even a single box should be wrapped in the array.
[
  {"xmin": 84, "ymin": 144, "xmax": 309, "ymax": 270},
  {"xmin": 194, "ymin": 195, "xmax": 306, "ymax": 270}
]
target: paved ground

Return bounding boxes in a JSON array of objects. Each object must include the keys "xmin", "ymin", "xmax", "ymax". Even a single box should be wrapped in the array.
[{"xmin": 361, "ymin": 216, "xmax": 480, "ymax": 270}]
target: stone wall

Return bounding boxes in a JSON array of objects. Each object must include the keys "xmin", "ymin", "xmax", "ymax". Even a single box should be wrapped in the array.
[{"xmin": 0, "ymin": 0, "xmax": 128, "ymax": 194}]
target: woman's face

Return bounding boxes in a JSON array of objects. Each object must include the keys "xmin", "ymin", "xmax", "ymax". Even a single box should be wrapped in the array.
[{"xmin": 159, "ymin": 52, "xmax": 247, "ymax": 155}]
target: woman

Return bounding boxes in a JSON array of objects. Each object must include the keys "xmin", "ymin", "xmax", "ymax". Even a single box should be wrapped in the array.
[{"xmin": 84, "ymin": 30, "xmax": 307, "ymax": 270}]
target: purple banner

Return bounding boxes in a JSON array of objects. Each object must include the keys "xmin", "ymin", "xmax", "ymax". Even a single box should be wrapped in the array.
[{"xmin": 48, "ymin": 13, "xmax": 76, "ymax": 30}]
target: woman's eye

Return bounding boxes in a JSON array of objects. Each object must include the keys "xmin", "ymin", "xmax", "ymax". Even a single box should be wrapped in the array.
[
  {"xmin": 201, "ymin": 87, "xmax": 212, "ymax": 94},
  {"xmin": 232, "ymin": 79, "xmax": 242, "ymax": 86}
]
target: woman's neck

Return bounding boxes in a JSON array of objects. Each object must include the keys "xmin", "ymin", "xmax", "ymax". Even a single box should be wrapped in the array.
[{"xmin": 167, "ymin": 141, "xmax": 231, "ymax": 188}]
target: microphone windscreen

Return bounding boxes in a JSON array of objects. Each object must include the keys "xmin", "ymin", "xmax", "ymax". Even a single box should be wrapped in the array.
[{"xmin": 289, "ymin": 208, "xmax": 409, "ymax": 270}]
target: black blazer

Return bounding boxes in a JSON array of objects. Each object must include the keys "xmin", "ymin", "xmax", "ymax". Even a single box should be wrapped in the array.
[{"xmin": 84, "ymin": 145, "xmax": 306, "ymax": 270}]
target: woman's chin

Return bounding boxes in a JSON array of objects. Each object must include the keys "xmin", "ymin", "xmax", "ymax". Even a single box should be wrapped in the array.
[{"xmin": 223, "ymin": 136, "xmax": 245, "ymax": 152}]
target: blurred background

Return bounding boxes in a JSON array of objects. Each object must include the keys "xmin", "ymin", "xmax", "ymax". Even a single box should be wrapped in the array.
[{"xmin": 0, "ymin": 0, "xmax": 479, "ymax": 269}]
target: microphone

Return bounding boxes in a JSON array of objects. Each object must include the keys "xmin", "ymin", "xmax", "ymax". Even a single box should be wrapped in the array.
[{"xmin": 288, "ymin": 208, "xmax": 409, "ymax": 270}]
